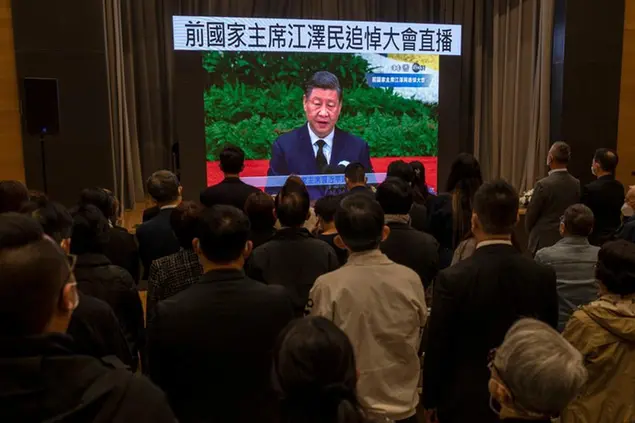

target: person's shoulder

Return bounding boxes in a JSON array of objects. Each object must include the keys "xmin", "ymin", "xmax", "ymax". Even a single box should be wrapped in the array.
[
  {"xmin": 274, "ymin": 125, "xmax": 305, "ymax": 145},
  {"xmin": 116, "ymin": 374, "xmax": 175, "ymax": 421},
  {"xmin": 335, "ymin": 127, "xmax": 365, "ymax": 145}
]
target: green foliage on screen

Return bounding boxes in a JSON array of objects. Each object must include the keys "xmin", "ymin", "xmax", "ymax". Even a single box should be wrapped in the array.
[{"xmin": 203, "ymin": 52, "xmax": 438, "ymax": 161}]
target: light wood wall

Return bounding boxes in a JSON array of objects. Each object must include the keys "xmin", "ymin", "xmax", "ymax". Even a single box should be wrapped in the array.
[
  {"xmin": 0, "ymin": 0, "xmax": 22, "ymax": 182},
  {"xmin": 617, "ymin": 1, "xmax": 635, "ymax": 187}
]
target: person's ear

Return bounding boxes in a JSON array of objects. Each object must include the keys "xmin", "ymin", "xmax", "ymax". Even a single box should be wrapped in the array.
[
  {"xmin": 492, "ymin": 378, "xmax": 513, "ymax": 409},
  {"xmin": 243, "ymin": 240, "xmax": 253, "ymax": 259},
  {"xmin": 334, "ymin": 234, "xmax": 346, "ymax": 250},
  {"xmin": 345, "ymin": 176, "xmax": 351, "ymax": 186},
  {"xmin": 178, "ymin": 186, "xmax": 183, "ymax": 197},
  {"xmin": 471, "ymin": 212, "xmax": 479, "ymax": 233},
  {"xmin": 60, "ymin": 282, "xmax": 79, "ymax": 314},
  {"xmin": 60, "ymin": 238, "xmax": 71, "ymax": 254},
  {"xmin": 381, "ymin": 225, "xmax": 391, "ymax": 242},
  {"xmin": 559, "ymin": 222, "xmax": 565, "ymax": 237}
]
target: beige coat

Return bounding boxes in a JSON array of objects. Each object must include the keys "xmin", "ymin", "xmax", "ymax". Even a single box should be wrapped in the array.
[
  {"xmin": 561, "ymin": 294, "xmax": 635, "ymax": 423},
  {"xmin": 307, "ymin": 249, "xmax": 427, "ymax": 421}
]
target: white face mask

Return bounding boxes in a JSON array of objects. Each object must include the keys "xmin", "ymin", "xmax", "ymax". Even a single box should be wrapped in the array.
[
  {"xmin": 622, "ymin": 203, "xmax": 634, "ymax": 217},
  {"xmin": 591, "ymin": 165, "xmax": 597, "ymax": 176}
]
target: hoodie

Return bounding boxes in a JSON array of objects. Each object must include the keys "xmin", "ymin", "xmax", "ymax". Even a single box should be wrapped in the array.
[
  {"xmin": 561, "ymin": 294, "xmax": 635, "ymax": 423},
  {"xmin": 0, "ymin": 333, "xmax": 175, "ymax": 423}
]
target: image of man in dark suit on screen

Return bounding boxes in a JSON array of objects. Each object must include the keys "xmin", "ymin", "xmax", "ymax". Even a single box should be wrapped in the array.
[{"xmin": 267, "ymin": 71, "xmax": 373, "ymax": 199}]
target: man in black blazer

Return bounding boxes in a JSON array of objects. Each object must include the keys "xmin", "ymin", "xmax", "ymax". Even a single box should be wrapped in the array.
[
  {"xmin": 267, "ymin": 71, "xmax": 373, "ymax": 200},
  {"xmin": 582, "ymin": 148, "xmax": 625, "ymax": 246},
  {"xmin": 148, "ymin": 205, "xmax": 294, "ymax": 423},
  {"xmin": 376, "ymin": 177, "xmax": 439, "ymax": 288},
  {"xmin": 525, "ymin": 141, "xmax": 580, "ymax": 255},
  {"xmin": 136, "ymin": 171, "xmax": 181, "ymax": 279},
  {"xmin": 200, "ymin": 145, "xmax": 261, "ymax": 210},
  {"xmin": 387, "ymin": 160, "xmax": 428, "ymax": 232},
  {"xmin": 422, "ymin": 180, "xmax": 558, "ymax": 423},
  {"xmin": 344, "ymin": 162, "xmax": 374, "ymax": 198}
]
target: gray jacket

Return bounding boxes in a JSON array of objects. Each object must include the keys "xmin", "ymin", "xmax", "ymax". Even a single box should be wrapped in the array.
[
  {"xmin": 525, "ymin": 170, "xmax": 580, "ymax": 254},
  {"xmin": 535, "ymin": 236, "xmax": 599, "ymax": 331}
]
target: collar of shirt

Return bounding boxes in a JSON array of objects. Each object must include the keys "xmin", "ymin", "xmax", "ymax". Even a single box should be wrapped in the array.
[
  {"xmin": 160, "ymin": 204, "xmax": 178, "ymax": 211},
  {"xmin": 548, "ymin": 168, "xmax": 568, "ymax": 175},
  {"xmin": 476, "ymin": 240, "xmax": 513, "ymax": 249},
  {"xmin": 346, "ymin": 248, "xmax": 392, "ymax": 266},
  {"xmin": 307, "ymin": 122, "xmax": 334, "ymax": 164}
]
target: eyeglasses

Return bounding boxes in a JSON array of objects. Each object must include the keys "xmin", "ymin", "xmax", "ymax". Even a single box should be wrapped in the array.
[{"xmin": 559, "ymin": 215, "xmax": 565, "ymax": 224}]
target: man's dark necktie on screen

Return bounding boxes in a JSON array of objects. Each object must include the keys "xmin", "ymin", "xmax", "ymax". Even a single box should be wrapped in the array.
[{"xmin": 316, "ymin": 139, "xmax": 328, "ymax": 173}]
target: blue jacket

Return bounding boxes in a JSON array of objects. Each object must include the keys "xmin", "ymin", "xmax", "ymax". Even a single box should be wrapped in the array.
[
  {"xmin": 267, "ymin": 124, "xmax": 373, "ymax": 199},
  {"xmin": 534, "ymin": 236, "xmax": 599, "ymax": 331}
]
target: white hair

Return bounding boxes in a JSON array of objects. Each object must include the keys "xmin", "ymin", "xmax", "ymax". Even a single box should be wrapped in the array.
[{"xmin": 494, "ymin": 318, "xmax": 587, "ymax": 415}]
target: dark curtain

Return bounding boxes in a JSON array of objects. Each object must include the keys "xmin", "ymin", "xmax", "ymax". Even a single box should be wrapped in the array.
[{"xmin": 122, "ymin": 0, "xmax": 478, "ymax": 182}]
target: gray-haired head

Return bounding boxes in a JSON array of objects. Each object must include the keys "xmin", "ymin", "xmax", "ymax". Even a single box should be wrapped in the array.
[
  {"xmin": 305, "ymin": 71, "xmax": 342, "ymax": 101},
  {"xmin": 549, "ymin": 141, "xmax": 571, "ymax": 164},
  {"xmin": 563, "ymin": 204, "xmax": 594, "ymax": 237},
  {"xmin": 494, "ymin": 318, "xmax": 587, "ymax": 416}
]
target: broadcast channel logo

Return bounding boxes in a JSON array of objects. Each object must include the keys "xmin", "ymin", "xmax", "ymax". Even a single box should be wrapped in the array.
[{"xmin": 391, "ymin": 63, "xmax": 426, "ymax": 72}]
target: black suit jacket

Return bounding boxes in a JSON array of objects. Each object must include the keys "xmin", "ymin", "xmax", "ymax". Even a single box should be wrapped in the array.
[
  {"xmin": 247, "ymin": 228, "xmax": 339, "ymax": 315},
  {"xmin": 142, "ymin": 206, "xmax": 160, "ymax": 223},
  {"xmin": 148, "ymin": 269, "xmax": 294, "ymax": 423},
  {"xmin": 582, "ymin": 175, "xmax": 625, "ymax": 246},
  {"xmin": 200, "ymin": 177, "xmax": 261, "ymax": 210},
  {"xmin": 136, "ymin": 208, "xmax": 180, "ymax": 279},
  {"xmin": 380, "ymin": 221, "xmax": 439, "ymax": 288},
  {"xmin": 422, "ymin": 244, "xmax": 557, "ymax": 423}
]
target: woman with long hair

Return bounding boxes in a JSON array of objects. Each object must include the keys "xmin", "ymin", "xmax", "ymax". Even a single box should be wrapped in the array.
[
  {"xmin": 273, "ymin": 316, "xmax": 375, "ymax": 423},
  {"xmin": 429, "ymin": 153, "xmax": 483, "ymax": 268},
  {"xmin": 410, "ymin": 160, "xmax": 432, "ymax": 205}
]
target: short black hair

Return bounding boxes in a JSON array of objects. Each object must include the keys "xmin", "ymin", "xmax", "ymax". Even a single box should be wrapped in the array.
[
  {"xmin": 594, "ymin": 148, "xmax": 619, "ymax": 173},
  {"xmin": 314, "ymin": 195, "xmax": 342, "ymax": 224},
  {"xmin": 563, "ymin": 204, "xmax": 594, "ymax": 237},
  {"xmin": 376, "ymin": 177, "xmax": 413, "ymax": 215},
  {"xmin": 596, "ymin": 240, "xmax": 635, "ymax": 295},
  {"xmin": 305, "ymin": 71, "xmax": 342, "ymax": 101},
  {"xmin": 219, "ymin": 145, "xmax": 245, "ymax": 175},
  {"xmin": 344, "ymin": 162, "xmax": 366, "ymax": 184},
  {"xmin": 197, "ymin": 205, "xmax": 250, "ymax": 264},
  {"xmin": 79, "ymin": 188, "xmax": 116, "ymax": 221},
  {"xmin": 0, "ymin": 213, "xmax": 68, "ymax": 336},
  {"xmin": 70, "ymin": 204, "xmax": 110, "ymax": 255},
  {"xmin": 473, "ymin": 180, "xmax": 519, "ymax": 235},
  {"xmin": 277, "ymin": 192, "xmax": 310, "ymax": 228},
  {"xmin": 245, "ymin": 191, "xmax": 276, "ymax": 230},
  {"xmin": 386, "ymin": 160, "xmax": 414, "ymax": 184},
  {"xmin": 0, "ymin": 180, "xmax": 29, "ymax": 214},
  {"xmin": 146, "ymin": 170, "xmax": 180, "ymax": 203},
  {"xmin": 29, "ymin": 200, "xmax": 73, "ymax": 243},
  {"xmin": 170, "ymin": 201, "xmax": 202, "ymax": 249},
  {"xmin": 335, "ymin": 194, "xmax": 384, "ymax": 252},
  {"xmin": 550, "ymin": 142, "xmax": 571, "ymax": 164}
]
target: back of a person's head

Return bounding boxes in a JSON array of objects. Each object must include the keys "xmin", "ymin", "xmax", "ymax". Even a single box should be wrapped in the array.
[
  {"xmin": 0, "ymin": 213, "xmax": 69, "ymax": 337},
  {"xmin": 274, "ymin": 316, "xmax": 367, "ymax": 423},
  {"xmin": 219, "ymin": 145, "xmax": 245, "ymax": 175},
  {"xmin": 196, "ymin": 205, "xmax": 250, "ymax": 264},
  {"xmin": 245, "ymin": 191, "xmax": 276, "ymax": 230},
  {"xmin": 562, "ymin": 204, "xmax": 594, "ymax": 237},
  {"xmin": 335, "ymin": 194, "xmax": 384, "ymax": 252},
  {"xmin": 28, "ymin": 200, "xmax": 73, "ymax": 244},
  {"xmin": 549, "ymin": 141, "xmax": 571, "ymax": 165},
  {"xmin": 314, "ymin": 195, "xmax": 342, "ymax": 224},
  {"xmin": 473, "ymin": 180, "xmax": 519, "ymax": 236},
  {"xmin": 344, "ymin": 163, "xmax": 366, "ymax": 185},
  {"xmin": 410, "ymin": 160, "xmax": 429, "ymax": 200},
  {"xmin": 492, "ymin": 318, "xmax": 587, "ymax": 417},
  {"xmin": 446, "ymin": 153, "xmax": 483, "ymax": 193},
  {"xmin": 170, "ymin": 201, "xmax": 202, "ymax": 250},
  {"xmin": 70, "ymin": 204, "xmax": 110, "ymax": 255},
  {"xmin": 146, "ymin": 170, "xmax": 180, "ymax": 204},
  {"xmin": 0, "ymin": 180, "xmax": 29, "ymax": 214},
  {"xmin": 593, "ymin": 148, "xmax": 619, "ymax": 173},
  {"xmin": 277, "ymin": 191, "xmax": 310, "ymax": 228},
  {"xmin": 596, "ymin": 240, "xmax": 635, "ymax": 296},
  {"xmin": 79, "ymin": 188, "xmax": 116, "ymax": 222},
  {"xmin": 386, "ymin": 160, "xmax": 414, "ymax": 184},
  {"xmin": 376, "ymin": 177, "xmax": 413, "ymax": 215}
]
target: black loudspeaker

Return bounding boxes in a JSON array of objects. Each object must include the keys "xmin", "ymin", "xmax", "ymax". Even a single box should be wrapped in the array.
[{"xmin": 23, "ymin": 78, "xmax": 60, "ymax": 136}]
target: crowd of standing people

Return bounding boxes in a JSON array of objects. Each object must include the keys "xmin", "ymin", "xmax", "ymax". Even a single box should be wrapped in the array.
[{"xmin": 0, "ymin": 140, "xmax": 634, "ymax": 423}]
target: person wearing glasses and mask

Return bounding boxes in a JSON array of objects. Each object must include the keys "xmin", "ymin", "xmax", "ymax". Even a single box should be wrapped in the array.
[
  {"xmin": 615, "ymin": 185, "xmax": 635, "ymax": 243},
  {"xmin": 486, "ymin": 319, "xmax": 587, "ymax": 423},
  {"xmin": 0, "ymin": 213, "xmax": 176, "ymax": 422}
]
